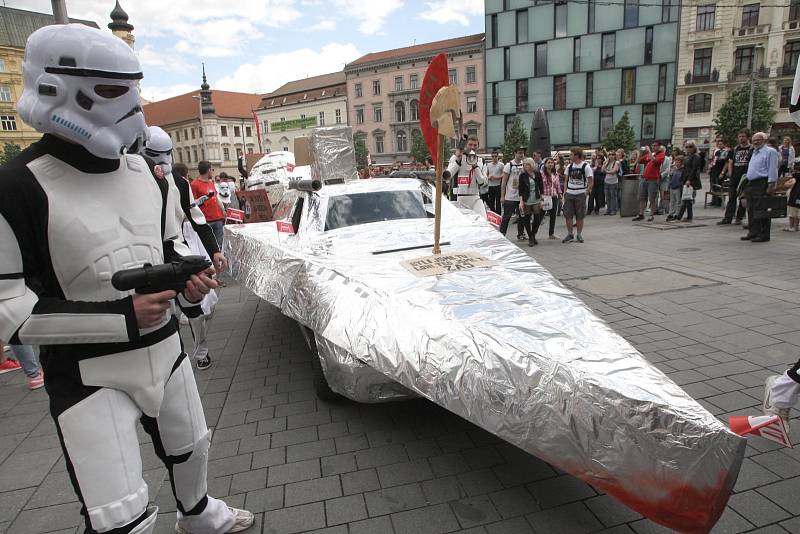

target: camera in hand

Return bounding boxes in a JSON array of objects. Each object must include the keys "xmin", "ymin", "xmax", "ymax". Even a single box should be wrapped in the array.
[{"xmin": 112, "ymin": 255, "xmax": 212, "ymax": 294}]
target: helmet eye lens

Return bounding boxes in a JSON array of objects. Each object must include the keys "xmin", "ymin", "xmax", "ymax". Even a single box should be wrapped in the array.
[{"xmin": 94, "ymin": 85, "xmax": 129, "ymax": 99}]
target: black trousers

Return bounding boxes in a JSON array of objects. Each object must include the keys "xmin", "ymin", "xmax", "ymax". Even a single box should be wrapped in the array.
[
  {"xmin": 587, "ymin": 176, "xmax": 605, "ymax": 213},
  {"xmin": 724, "ymin": 174, "xmax": 747, "ymax": 222},
  {"xmin": 744, "ymin": 177, "xmax": 771, "ymax": 240},
  {"xmin": 676, "ymin": 199, "xmax": 693, "ymax": 221},
  {"xmin": 522, "ymin": 208, "xmax": 544, "ymax": 242},
  {"xmin": 546, "ymin": 196, "xmax": 560, "ymax": 236},
  {"xmin": 709, "ymin": 168, "xmax": 723, "ymax": 205},
  {"xmin": 499, "ymin": 201, "xmax": 519, "ymax": 237},
  {"xmin": 486, "ymin": 185, "xmax": 502, "ymax": 215}
]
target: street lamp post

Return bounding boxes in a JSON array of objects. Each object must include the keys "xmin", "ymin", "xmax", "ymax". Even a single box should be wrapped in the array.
[
  {"xmin": 192, "ymin": 95, "xmax": 209, "ymax": 162},
  {"xmin": 51, "ymin": 0, "xmax": 68, "ymax": 23}
]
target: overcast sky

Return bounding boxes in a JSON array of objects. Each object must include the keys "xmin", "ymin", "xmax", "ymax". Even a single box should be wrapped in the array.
[{"xmin": 10, "ymin": 0, "xmax": 485, "ymax": 101}]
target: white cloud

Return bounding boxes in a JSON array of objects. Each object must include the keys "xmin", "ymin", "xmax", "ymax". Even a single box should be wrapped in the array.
[
  {"xmin": 139, "ymin": 83, "xmax": 197, "ymax": 103},
  {"xmin": 215, "ymin": 42, "xmax": 361, "ymax": 94},
  {"xmin": 309, "ymin": 18, "xmax": 337, "ymax": 31},
  {"xmin": 173, "ymin": 18, "xmax": 262, "ymax": 58},
  {"xmin": 419, "ymin": 0, "xmax": 483, "ymax": 25},
  {"xmin": 332, "ymin": 0, "xmax": 404, "ymax": 35},
  {"xmin": 136, "ymin": 44, "xmax": 192, "ymax": 73}
]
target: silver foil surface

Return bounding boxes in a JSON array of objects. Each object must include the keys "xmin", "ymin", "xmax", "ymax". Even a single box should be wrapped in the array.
[
  {"xmin": 226, "ymin": 178, "xmax": 745, "ymax": 533},
  {"xmin": 309, "ymin": 126, "xmax": 358, "ymax": 185}
]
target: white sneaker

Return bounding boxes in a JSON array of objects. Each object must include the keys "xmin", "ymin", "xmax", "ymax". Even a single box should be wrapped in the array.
[
  {"xmin": 175, "ymin": 507, "xmax": 254, "ymax": 533},
  {"xmin": 764, "ymin": 375, "xmax": 792, "ymax": 421}
]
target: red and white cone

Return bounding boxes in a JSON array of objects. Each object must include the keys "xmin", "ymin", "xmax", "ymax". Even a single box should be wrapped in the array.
[{"xmin": 730, "ymin": 414, "xmax": 792, "ymax": 448}]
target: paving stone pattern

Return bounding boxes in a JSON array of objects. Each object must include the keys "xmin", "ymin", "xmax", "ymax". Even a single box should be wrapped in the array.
[{"xmin": 2, "ymin": 205, "xmax": 800, "ymax": 533}]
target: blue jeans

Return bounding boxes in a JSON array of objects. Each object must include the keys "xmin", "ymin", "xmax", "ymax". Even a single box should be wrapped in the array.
[
  {"xmin": 208, "ymin": 220, "xmax": 225, "ymax": 251},
  {"xmin": 9, "ymin": 345, "xmax": 40, "ymax": 378},
  {"xmin": 604, "ymin": 182, "xmax": 619, "ymax": 213}
]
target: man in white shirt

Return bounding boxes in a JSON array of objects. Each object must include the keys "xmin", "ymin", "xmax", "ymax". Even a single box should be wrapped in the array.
[
  {"xmin": 563, "ymin": 147, "xmax": 593, "ymax": 243},
  {"xmin": 484, "ymin": 150, "xmax": 505, "ymax": 214},
  {"xmin": 447, "ymin": 134, "xmax": 487, "ymax": 217},
  {"xmin": 499, "ymin": 147, "xmax": 525, "ymax": 238}
]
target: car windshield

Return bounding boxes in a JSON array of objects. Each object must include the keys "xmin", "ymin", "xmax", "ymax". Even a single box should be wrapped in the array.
[{"xmin": 324, "ymin": 190, "xmax": 428, "ymax": 231}]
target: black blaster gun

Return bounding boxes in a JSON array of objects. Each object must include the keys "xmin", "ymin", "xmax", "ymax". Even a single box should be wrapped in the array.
[{"xmin": 111, "ymin": 256, "xmax": 212, "ymax": 294}]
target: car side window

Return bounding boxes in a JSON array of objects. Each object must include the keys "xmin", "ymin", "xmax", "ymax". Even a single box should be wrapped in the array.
[{"xmin": 291, "ymin": 196, "xmax": 304, "ymax": 234}]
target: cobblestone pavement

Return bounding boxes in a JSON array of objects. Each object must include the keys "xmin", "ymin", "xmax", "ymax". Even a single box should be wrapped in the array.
[{"xmin": 2, "ymin": 205, "xmax": 800, "ymax": 534}]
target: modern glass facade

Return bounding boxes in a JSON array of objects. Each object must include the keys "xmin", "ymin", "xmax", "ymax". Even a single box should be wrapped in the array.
[{"xmin": 485, "ymin": 0, "xmax": 680, "ymax": 149}]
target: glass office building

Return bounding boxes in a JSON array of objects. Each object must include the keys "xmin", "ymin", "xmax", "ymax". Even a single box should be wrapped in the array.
[{"xmin": 484, "ymin": 0, "xmax": 680, "ymax": 149}]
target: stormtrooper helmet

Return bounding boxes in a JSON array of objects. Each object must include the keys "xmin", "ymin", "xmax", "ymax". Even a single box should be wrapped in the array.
[
  {"xmin": 18, "ymin": 24, "xmax": 146, "ymax": 159},
  {"xmin": 142, "ymin": 126, "xmax": 173, "ymax": 175}
]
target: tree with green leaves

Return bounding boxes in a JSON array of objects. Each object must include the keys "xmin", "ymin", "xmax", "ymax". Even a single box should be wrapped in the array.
[
  {"xmin": 601, "ymin": 112, "xmax": 636, "ymax": 153},
  {"xmin": 0, "ymin": 142, "xmax": 22, "ymax": 165},
  {"xmin": 409, "ymin": 130, "xmax": 430, "ymax": 164},
  {"xmin": 500, "ymin": 116, "xmax": 528, "ymax": 161},
  {"xmin": 712, "ymin": 82, "xmax": 776, "ymax": 146},
  {"xmin": 354, "ymin": 135, "xmax": 368, "ymax": 169}
]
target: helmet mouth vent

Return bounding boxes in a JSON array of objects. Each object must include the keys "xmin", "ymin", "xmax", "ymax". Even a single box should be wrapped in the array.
[{"xmin": 51, "ymin": 113, "xmax": 91, "ymax": 139}]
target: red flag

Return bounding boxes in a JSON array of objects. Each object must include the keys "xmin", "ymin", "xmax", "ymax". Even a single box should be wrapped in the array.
[
  {"xmin": 252, "ymin": 109, "xmax": 263, "ymax": 153},
  {"xmin": 730, "ymin": 415, "xmax": 792, "ymax": 448},
  {"xmin": 419, "ymin": 53, "xmax": 449, "ymax": 166}
]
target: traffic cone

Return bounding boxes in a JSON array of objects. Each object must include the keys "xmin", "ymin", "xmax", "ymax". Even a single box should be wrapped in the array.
[{"xmin": 729, "ymin": 414, "xmax": 792, "ymax": 448}]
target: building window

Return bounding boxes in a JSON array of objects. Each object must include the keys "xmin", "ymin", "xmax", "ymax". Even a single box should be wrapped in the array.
[
  {"xmin": 0, "ymin": 86, "xmax": 11, "ymax": 102},
  {"xmin": 395, "ymin": 102, "xmax": 406, "ymax": 123},
  {"xmin": 588, "ymin": 0, "xmax": 595, "ymax": 32},
  {"xmin": 644, "ymin": 27, "xmax": 653, "ymax": 65},
  {"xmin": 600, "ymin": 108, "xmax": 613, "ymax": 140},
  {"xmin": 622, "ymin": 68, "xmax": 636, "ymax": 104},
  {"xmin": 355, "ymin": 83, "xmax": 363, "ymax": 97},
  {"xmin": 624, "ymin": 0, "xmax": 639, "ymax": 28},
  {"xmin": 191, "ymin": 128, "xmax": 196, "ymax": 139},
  {"xmin": 318, "ymin": 111, "xmax": 324, "ymax": 126},
  {"xmin": 0, "ymin": 59, "xmax": 5, "ymax": 72},
  {"xmin": 466, "ymin": 66, "xmax": 476, "ymax": 84},
  {"xmin": 184, "ymin": 129, "xmax": 188, "ymax": 139},
  {"xmin": 467, "ymin": 96, "xmax": 477, "ymax": 113},
  {"xmin": 262, "ymin": 120, "xmax": 268, "ymax": 134},
  {"xmin": 449, "ymin": 69, "xmax": 458, "ymax": 85},
  {"xmin": 396, "ymin": 131, "xmax": 408, "ymax": 152},
  {"xmin": 553, "ymin": 76, "xmax": 566, "ymax": 110},
  {"xmin": 492, "ymin": 82, "xmax": 499, "ymax": 115},
  {"xmin": 662, "ymin": 0, "xmax": 678, "ymax": 22},
  {"xmin": 246, "ymin": 126, "xmax": 252, "ymax": 137},
  {"xmin": 642, "ymin": 104, "xmax": 656, "ymax": 139},
  {"xmin": 791, "ymin": 0, "xmax": 800, "ymax": 21},
  {"xmin": 573, "ymin": 37, "xmax": 581, "ymax": 72},
  {"xmin": 356, "ymin": 108, "xmax": 364, "ymax": 124},
  {"xmin": 687, "ymin": 93, "xmax": 712, "ymax": 113},
  {"xmin": 193, "ymin": 148, "xmax": 198, "ymax": 162},
  {"xmin": 410, "ymin": 74, "xmax": 419, "ymax": 89},
  {"xmin": 658, "ymin": 64, "xmax": 667, "ymax": 101},
  {"xmin": 223, "ymin": 147, "xmax": 230, "ymax": 161},
  {"xmin": 693, "ymin": 48, "xmax": 712, "ymax": 81},
  {"xmin": 410, "ymin": 100, "xmax": 420, "ymax": 121},
  {"xmin": 372, "ymin": 80, "xmax": 381, "ymax": 95},
  {"xmin": 0, "ymin": 115, "xmax": 16, "ymax": 131},
  {"xmin": 491, "ymin": 14, "xmax": 498, "ymax": 48},
  {"xmin": 233, "ymin": 126, "xmax": 240, "ymax": 137},
  {"xmin": 395, "ymin": 76, "xmax": 403, "ymax": 92},
  {"xmin": 220, "ymin": 125, "xmax": 227, "ymax": 137},
  {"xmin": 780, "ymin": 86, "xmax": 793, "ymax": 108},
  {"xmin": 504, "ymin": 47, "xmax": 511, "ymax": 80},
  {"xmin": 236, "ymin": 148, "xmax": 243, "ymax": 157},
  {"xmin": 175, "ymin": 131, "xmax": 180, "ymax": 142},
  {"xmin": 535, "ymin": 42, "xmax": 547, "ymax": 76},
  {"xmin": 467, "ymin": 127, "xmax": 478, "ymax": 139},
  {"xmin": 734, "ymin": 46, "xmax": 755, "ymax": 75},
  {"xmin": 505, "ymin": 114, "xmax": 515, "ymax": 132},
  {"xmin": 602, "ymin": 33, "xmax": 615, "ymax": 69},
  {"xmin": 335, "ymin": 108, "xmax": 342, "ymax": 124},
  {"xmin": 199, "ymin": 127, "xmax": 203, "ymax": 137},
  {"xmin": 784, "ymin": 41, "xmax": 800, "ymax": 72},
  {"xmin": 247, "ymin": 147, "xmax": 254, "ymax": 154},
  {"xmin": 374, "ymin": 106, "xmax": 382, "ymax": 122},
  {"xmin": 517, "ymin": 79, "xmax": 529, "ymax": 112},
  {"xmin": 555, "ymin": 1, "xmax": 567, "ymax": 38},
  {"xmin": 572, "ymin": 109, "xmax": 580, "ymax": 143},
  {"xmin": 517, "ymin": 9, "xmax": 528, "ymax": 43},
  {"xmin": 696, "ymin": 5, "xmax": 715, "ymax": 31},
  {"xmin": 741, "ymin": 4, "xmax": 759, "ymax": 28},
  {"xmin": 587, "ymin": 72, "xmax": 594, "ymax": 107},
  {"xmin": 375, "ymin": 134, "xmax": 384, "ymax": 154}
]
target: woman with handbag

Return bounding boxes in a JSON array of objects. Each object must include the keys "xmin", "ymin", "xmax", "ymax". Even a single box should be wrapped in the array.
[
  {"xmin": 540, "ymin": 157, "xmax": 562, "ymax": 239},
  {"xmin": 518, "ymin": 158, "xmax": 545, "ymax": 246}
]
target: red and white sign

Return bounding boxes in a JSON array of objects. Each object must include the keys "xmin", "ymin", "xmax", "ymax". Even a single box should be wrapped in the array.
[
  {"xmin": 730, "ymin": 415, "xmax": 792, "ymax": 448},
  {"xmin": 286, "ymin": 163, "xmax": 295, "ymax": 172},
  {"xmin": 486, "ymin": 210, "xmax": 502, "ymax": 228},
  {"xmin": 458, "ymin": 176, "xmax": 471, "ymax": 186},
  {"xmin": 276, "ymin": 221, "xmax": 295, "ymax": 233},
  {"xmin": 226, "ymin": 208, "xmax": 245, "ymax": 223}
]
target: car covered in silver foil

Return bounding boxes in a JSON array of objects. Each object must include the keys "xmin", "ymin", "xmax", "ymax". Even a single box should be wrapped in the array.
[{"xmin": 226, "ymin": 177, "xmax": 746, "ymax": 533}]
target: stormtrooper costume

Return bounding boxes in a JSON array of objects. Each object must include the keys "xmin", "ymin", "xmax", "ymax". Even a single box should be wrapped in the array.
[
  {"xmin": 0, "ymin": 24, "xmax": 252, "ymax": 534},
  {"xmin": 447, "ymin": 150, "xmax": 487, "ymax": 218},
  {"xmin": 143, "ymin": 126, "xmax": 219, "ymax": 365}
]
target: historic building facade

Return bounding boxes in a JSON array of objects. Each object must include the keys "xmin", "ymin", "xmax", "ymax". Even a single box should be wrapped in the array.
[
  {"xmin": 673, "ymin": 0, "xmax": 800, "ymax": 148},
  {"xmin": 484, "ymin": 0, "xmax": 680, "ymax": 150},
  {"xmin": 344, "ymin": 34, "xmax": 485, "ymax": 165},
  {"xmin": 255, "ymin": 72, "xmax": 347, "ymax": 153}
]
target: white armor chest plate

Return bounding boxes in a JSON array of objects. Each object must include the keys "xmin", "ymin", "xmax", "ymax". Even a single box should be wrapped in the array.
[{"xmin": 28, "ymin": 154, "xmax": 163, "ymax": 302}]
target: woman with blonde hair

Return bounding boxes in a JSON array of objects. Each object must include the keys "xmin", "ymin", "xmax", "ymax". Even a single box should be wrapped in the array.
[
  {"xmin": 780, "ymin": 136, "xmax": 796, "ymax": 178},
  {"xmin": 518, "ymin": 157, "xmax": 545, "ymax": 246},
  {"xmin": 603, "ymin": 151, "xmax": 620, "ymax": 215}
]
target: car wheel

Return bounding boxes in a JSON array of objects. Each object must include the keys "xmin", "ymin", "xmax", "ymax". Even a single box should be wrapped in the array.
[{"xmin": 298, "ymin": 323, "xmax": 342, "ymax": 401}]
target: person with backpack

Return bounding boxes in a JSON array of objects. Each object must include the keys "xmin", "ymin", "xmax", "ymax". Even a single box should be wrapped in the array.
[{"xmin": 562, "ymin": 147, "xmax": 593, "ymax": 243}]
